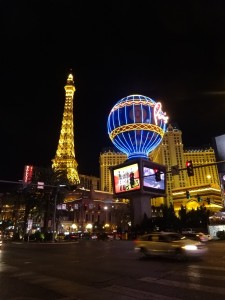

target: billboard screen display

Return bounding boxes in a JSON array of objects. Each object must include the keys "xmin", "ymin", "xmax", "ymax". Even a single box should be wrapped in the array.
[
  {"xmin": 112, "ymin": 162, "xmax": 141, "ymax": 194},
  {"xmin": 111, "ymin": 158, "xmax": 167, "ymax": 197},
  {"xmin": 142, "ymin": 165, "xmax": 166, "ymax": 195},
  {"xmin": 213, "ymin": 134, "xmax": 225, "ymax": 173}
]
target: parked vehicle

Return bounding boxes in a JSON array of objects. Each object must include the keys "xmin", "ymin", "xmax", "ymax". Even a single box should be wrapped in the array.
[
  {"xmin": 64, "ymin": 233, "xmax": 79, "ymax": 241},
  {"xmin": 97, "ymin": 233, "xmax": 109, "ymax": 241},
  {"xmin": 134, "ymin": 232, "xmax": 208, "ymax": 260}
]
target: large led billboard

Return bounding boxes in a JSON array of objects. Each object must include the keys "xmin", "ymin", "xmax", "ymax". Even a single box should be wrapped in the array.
[
  {"xmin": 142, "ymin": 161, "xmax": 166, "ymax": 196},
  {"xmin": 111, "ymin": 158, "xmax": 167, "ymax": 198},
  {"xmin": 213, "ymin": 134, "xmax": 225, "ymax": 173},
  {"xmin": 112, "ymin": 162, "xmax": 141, "ymax": 194}
]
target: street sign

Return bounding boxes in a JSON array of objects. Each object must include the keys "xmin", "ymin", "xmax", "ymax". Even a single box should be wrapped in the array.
[
  {"xmin": 37, "ymin": 182, "xmax": 44, "ymax": 189},
  {"xmin": 171, "ymin": 165, "xmax": 179, "ymax": 175}
]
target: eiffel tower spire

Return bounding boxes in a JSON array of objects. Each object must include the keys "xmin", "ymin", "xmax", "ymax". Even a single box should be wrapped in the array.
[{"xmin": 52, "ymin": 72, "xmax": 80, "ymax": 185}]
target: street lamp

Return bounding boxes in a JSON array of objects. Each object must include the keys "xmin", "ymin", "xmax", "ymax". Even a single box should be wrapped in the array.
[{"xmin": 104, "ymin": 206, "xmax": 108, "ymax": 224}]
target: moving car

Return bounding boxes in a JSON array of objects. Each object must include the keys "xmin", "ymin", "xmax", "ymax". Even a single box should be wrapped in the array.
[
  {"xmin": 184, "ymin": 232, "xmax": 212, "ymax": 242},
  {"xmin": 181, "ymin": 228, "xmax": 193, "ymax": 234},
  {"xmin": 134, "ymin": 232, "xmax": 208, "ymax": 260}
]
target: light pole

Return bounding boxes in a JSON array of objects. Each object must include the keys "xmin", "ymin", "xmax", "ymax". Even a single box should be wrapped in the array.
[
  {"xmin": 104, "ymin": 206, "xmax": 108, "ymax": 223},
  {"xmin": 104, "ymin": 205, "xmax": 110, "ymax": 232}
]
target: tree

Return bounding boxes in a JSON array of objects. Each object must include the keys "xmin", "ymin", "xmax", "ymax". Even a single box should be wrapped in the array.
[
  {"xmin": 31, "ymin": 167, "xmax": 70, "ymax": 235},
  {"xmin": 178, "ymin": 205, "xmax": 187, "ymax": 229}
]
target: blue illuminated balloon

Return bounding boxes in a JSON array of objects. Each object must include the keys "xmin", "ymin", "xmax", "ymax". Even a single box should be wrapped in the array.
[{"xmin": 107, "ymin": 94, "xmax": 168, "ymax": 159}]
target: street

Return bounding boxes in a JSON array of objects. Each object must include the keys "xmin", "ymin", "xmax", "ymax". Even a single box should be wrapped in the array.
[{"xmin": 0, "ymin": 239, "xmax": 225, "ymax": 299}]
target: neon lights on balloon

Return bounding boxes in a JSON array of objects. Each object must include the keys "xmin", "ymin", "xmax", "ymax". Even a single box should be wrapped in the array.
[{"xmin": 107, "ymin": 95, "xmax": 168, "ymax": 159}]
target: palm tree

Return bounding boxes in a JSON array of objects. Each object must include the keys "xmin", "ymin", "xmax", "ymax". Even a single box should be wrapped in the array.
[{"xmin": 31, "ymin": 167, "xmax": 70, "ymax": 235}]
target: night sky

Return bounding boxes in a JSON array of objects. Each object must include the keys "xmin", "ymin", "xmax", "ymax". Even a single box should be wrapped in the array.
[{"xmin": 1, "ymin": 1, "xmax": 225, "ymax": 183}]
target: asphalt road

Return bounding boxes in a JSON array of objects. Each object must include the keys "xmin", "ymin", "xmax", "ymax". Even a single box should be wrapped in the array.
[{"xmin": 0, "ymin": 239, "xmax": 225, "ymax": 300}]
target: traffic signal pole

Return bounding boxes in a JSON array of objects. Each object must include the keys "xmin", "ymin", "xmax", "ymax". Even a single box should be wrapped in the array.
[{"xmin": 169, "ymin": 159, "xmax": 225, "ymax": 175}]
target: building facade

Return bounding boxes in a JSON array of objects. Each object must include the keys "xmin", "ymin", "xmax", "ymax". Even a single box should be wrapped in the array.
[
  {"xmin": 79, "ymin": 174, "xmax": 100, "ymax": 190},
  {"xmin": 99, "ymin": 147, "xmax": 127, "ymax": 193},
  {"xmin": 99, "ymin": 124, "xmax": 223, "ymax": 213}
]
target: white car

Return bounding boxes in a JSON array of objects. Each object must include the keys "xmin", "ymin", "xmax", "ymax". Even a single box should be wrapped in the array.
[
  {"xmin": 197, "ymin": 232, "xmax": 212, "ymax": 242},
  {"xmin": 184, "ymin": 232, "xmax": 212, "ymax": 242},
  {"xmin": 134, "ymin": 232, "xmax": 208, "ymax": 260}
]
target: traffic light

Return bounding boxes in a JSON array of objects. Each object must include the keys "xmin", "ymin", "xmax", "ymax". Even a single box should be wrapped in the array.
[
  {"xmin": 154, "ymin": 169, "xmax": 161, "ymax": 182},
  {"xmin": 186, "ymin": 160, "xmax": 194, "ymax": 177},
  {"xmin": 186, "ymin": 190, "xmax": 190, "ymax": 199}
]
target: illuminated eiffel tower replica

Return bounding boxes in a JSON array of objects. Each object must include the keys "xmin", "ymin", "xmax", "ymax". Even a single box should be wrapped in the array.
[{"xmin": 52, "ymin": 72, "xmax": 80, "ymax": 185}]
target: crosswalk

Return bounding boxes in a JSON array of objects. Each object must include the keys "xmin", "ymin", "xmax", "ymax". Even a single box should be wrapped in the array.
[
  {"xmin": 104, "ymin": 264, "xmax": 225, "ymax": 299},
  {"xmin": 104, "ymin": 285, "xmax": 181, "ymax": 300},
  {"xmin": 1, "ymin": 262, "xmax": 225, "ymax": 299}
]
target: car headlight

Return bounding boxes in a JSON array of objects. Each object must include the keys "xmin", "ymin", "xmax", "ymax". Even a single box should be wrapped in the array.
[{"xmin": 182, "ymin": 245, "xmax": 198, "ymax": 250}]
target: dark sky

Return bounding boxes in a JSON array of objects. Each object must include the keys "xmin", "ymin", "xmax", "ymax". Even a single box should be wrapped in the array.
[{"xmin": 1, "ymin": 1, "xmax": 225, "ymax": 182}]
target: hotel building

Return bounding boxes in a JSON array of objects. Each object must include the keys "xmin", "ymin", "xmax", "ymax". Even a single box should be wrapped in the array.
[{"xmin": 100, "ymin": 124, "xmax": 223, "ymax": 213}]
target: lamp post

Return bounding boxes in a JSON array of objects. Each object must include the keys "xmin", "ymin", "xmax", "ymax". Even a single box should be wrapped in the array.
[{"xmin": 104, "ymin": 206, "xmax": 108, "ymax": 224}]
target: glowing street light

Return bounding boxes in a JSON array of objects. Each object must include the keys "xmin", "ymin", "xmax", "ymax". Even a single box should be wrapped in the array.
[{"xmin": 104, "ymin": 206, "xmax": 108, "ymax": 225}]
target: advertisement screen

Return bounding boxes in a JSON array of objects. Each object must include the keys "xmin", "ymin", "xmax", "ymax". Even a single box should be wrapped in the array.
[
  {"xmin": 213, "ymin": 135, "xmax": 225, "ymax": 173},
  {"xmin": 143, "ymin": 166, "xmax": 165, "ymax": 190},
  {"xmin": 113, "ymin": 163, "xmax": 141, "ymax": 194}
]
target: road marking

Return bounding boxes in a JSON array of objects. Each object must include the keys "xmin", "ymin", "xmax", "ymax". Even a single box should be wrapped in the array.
[
  {"xmin": 2, "ymin": 262, "xmax": 225, "ymax": 299},
  {"xmin": 0, "ymin": 263, "xmax": 18, "ymax": 272},
  {"xmin": 104, "ymin": 285, "xmax": 181, "ymax": 300},
  {"xmin": 175, "ymin": 270, "xmax": 224, "ymax": 281},
  {"xmin": 139, "ymin": 276, "xmax": 225, "ymax": 295},
  {"xmin": 188, "ymin": 264, "xmax": 225, "ymax": 271}
]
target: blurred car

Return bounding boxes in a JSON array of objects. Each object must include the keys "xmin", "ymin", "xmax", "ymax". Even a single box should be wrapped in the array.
[
  {"xmin": 0, "ymin": 239, "xmax": 2, "ymax": 249},
  {"xmin": 107, "ymin": 234, "xmax": 114, "ymax": 240},
  {"xmin": 134, "ymin": 232, "xmax": 208, "ymax": 260},
  {"xmin": 184, "ymin": 232, "xmax": 212, "ymax": 242},
  {"xmin": 64, "ymin": 233, "xmax": 79, "ymax": 241},
  {"xmin": 97, "ymin": 233, "xmax": 109, "ymax": 241},
  {"xmin": 181, "ymin": 228, "xmax": 193, "ymax": 234},
  {"xmin": 80, "ymin": 232, "xmax": 92, "ymax": 240},
  {"xmin": 91, "ymin": 233, "xmax": 98, "ymax": 240}
]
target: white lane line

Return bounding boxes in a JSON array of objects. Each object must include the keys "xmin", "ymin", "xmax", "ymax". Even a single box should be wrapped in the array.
[
  {"xmin": 176, "ymin": 270, "xmax": 225, "ymax": 281},
  {"xmin": 188, "ymin": 264, "xmax": 225, "ymax": 271},
  {"xmin": 104, "ymin": 285, "xmax": 181, "ymax": 300},
  {"xmin": 139, "ymin": 276, "xmax": 225, "ymax": 295}
]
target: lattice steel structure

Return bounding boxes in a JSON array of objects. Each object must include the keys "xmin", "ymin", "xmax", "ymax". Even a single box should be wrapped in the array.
[{"xmin": 52, "ymin": 73, "xmax": 80, "ymax": 185}]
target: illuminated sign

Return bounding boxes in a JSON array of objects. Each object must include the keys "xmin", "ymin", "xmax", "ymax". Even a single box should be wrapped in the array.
[
  {"xmin": 154, "ymin": 102, "xmax": 169, "ymax": 125},
  {"xmin": 107, "ymin": 95, "xmax": 168, "ymax": 160},
  {"xmin": 111, "ymin": 158, "xmax": 167, "ymax": 197},
  {"xmin": 113, "ymin": 163, "xmax": 141, "ymax": 194},
  {"xmin": 23, "ymin": 165, "xmax": 34, "ymax": 183},
  {"xmin": 142, "ymin": 165, "xmax": 166, "ymax": 195}
]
